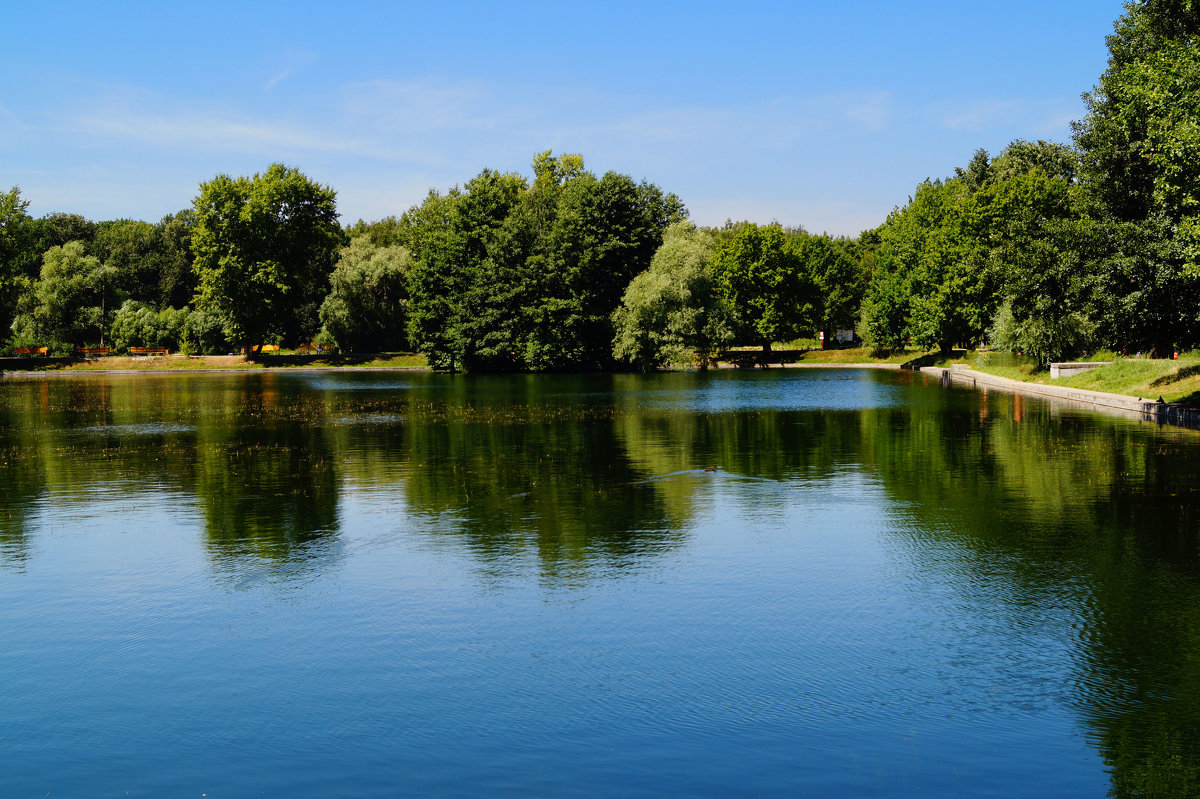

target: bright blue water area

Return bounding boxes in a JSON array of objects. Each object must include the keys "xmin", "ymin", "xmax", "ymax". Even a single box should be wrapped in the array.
[{"xmin": 2, "ymin": 369, "xmax": 1198, "ymax": 797}]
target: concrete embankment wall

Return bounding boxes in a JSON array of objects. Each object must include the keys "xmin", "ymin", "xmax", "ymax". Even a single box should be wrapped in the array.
[{"xmin": 920, "ymin": 365, "xmax": 1200, "ymax": 429}]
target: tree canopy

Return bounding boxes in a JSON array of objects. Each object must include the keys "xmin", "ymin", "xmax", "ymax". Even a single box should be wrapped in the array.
[
  {"xmin": 318, "ymin": 235, "xmax": 413, "ymax": 353},
  {"xmin": 612, "ymin": 221, "xmax": 734, "ymax": 370},
  {"xmin": 191, "ymin": 164, "xmax": 344, "ymax": 353},
  {"xmin": 402, "ymin": 152, "xmax": 685, "ymax": 371}
]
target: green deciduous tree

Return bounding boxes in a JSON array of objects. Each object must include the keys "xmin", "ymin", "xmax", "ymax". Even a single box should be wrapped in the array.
[
  {"xmin": 713, "ymin": 223, "xmax": 812, "ymax": 351},
  {"xmin": 859, "ymin": 141, "xmax": 1083, "ymax": 356},
  {"xmin": 0, "ymin": 187, "xmax": 39, "ymax": 338},
  {"xmin": 318, "ymin": 235, "xmax": 413, "ymax": 352},
  {"xmin": 404, "ymin": 152, "xmax": 683, "ymax": 372},
  {"xmin": 109, "ymin": 301, "xmax": 184, "ymax": 351},
  {"xmin": 515, "ymin": 163, "xmax": 686, "ymax": 370},
  {"xmin": 10, "ymin": 241, "xmax": 106, "ymax": 348},
  {"xmin": 1074, "ymin": 1, "xmax": 1200, "ymax": 354},
  {"xmin": 404, "ymin": 168, "xmax": 527, "ymax": 371},
  {"xmin": 796, "ymin": 233, "xmax": 864, "ymax": 347},
  {"xmin": 155, "ymin": 210, "xmax": 197, "ymax": 309},
  {"xmin": 191, "ymin": 164, "xmax": 344, "ymax": 354},
  {"xmin": 612, "ymin": 222, "xmax": 735, "ymax": 370}
]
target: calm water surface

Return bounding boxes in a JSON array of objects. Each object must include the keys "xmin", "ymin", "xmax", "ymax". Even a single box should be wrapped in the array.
[{"xmin": 3, "ymin": 369, "xmax": 1200, "ymax": 797}]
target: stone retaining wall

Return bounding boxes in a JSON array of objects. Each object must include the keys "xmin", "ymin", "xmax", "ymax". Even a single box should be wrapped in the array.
[{"xmin": 921, "ymin": 365, "xmax": 1200, "ymax": 429}]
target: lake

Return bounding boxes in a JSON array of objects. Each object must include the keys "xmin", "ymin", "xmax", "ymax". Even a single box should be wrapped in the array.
[{"xmin": 2, "ymin": 368, "xmax": 1199, "ymax": 797}]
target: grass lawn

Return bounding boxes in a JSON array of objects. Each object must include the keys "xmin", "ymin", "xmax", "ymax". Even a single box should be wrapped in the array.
[
  {"xmin": 723, "ymin": 345, "xmax": 933, "ymax": 365},
  {"xmin": 969, "ymin": 350, "xmax": 1200, "ymax": 405},
  {"xmin": 787, "ymin": 347, "xmax": 916, "ymax": 364},
  {"xmin": 7, "ymin": 352, "xmax": 429, "ymax": 371}
]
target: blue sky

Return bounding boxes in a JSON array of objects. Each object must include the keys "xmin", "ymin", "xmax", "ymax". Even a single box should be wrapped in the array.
[{"xmin": 4, "ymin": 1, "xmax": 1123, "ymax": 236}]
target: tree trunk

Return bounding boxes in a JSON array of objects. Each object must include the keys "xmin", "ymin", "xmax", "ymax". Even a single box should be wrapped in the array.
[
  {"xmin": 762, "ymin": 340, "xmax": 772, "ymax": 354},
  {"xmin": 821, "ymin": 329, "xmax": 831, "ymax": 350}
]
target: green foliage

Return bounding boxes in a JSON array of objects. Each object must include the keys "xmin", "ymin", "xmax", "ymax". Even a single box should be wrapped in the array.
[
  {"xmin": 319, "ymin": 235, "xmax": 412, "ymax": 352},
  {"xmin": 611, "ymin": 222, "xmax": 735, "ymax": 370},
  {"xmin": 989, "ymin": 298, "xmax": 1096, "ymax": 369},
  {"xmin": 0, "ymin": 187, "xmax": 39, "ymax": 336},
  {"xmin": 712, "ymin": 223, "xmax": 812, "ymax": 350},
  {"xmin": 857, "ymin": 259, "xmax": 911, "ymax": 351},
  {"xmin": 109, "ymin": 301, "xmax": 183, "ymax": 350},
  {"xmin": 520, "ymin": 167, "xmax": 686, "ymax": 370},
  {"xmin": 1071, "ymin": 1, "xmax": 1200, "ymax": 354},
  {"xmin": 344, "ymin": 216, "xmax": 406, "ymax": 248},
  {"xmin": 28, "ymin": 212, "xmax": 96, "ymax": 254},
  {"xmin": 404, "ymin": 168, "xmax": 526, "ymax": 371},
  {"xmin": 859, "ymin": 140, "xmax": 1085, "ymax": 355},
  {"xmin": 859, "ymin": 177, "xmax": 993, "ymax": 352},
  {"xmin": 155, "ymin": 210, "xmax": 197, "ymax": 309},
  {"xmin": 10, "ymin": 241, "xmax": 107, "ymax": 346},
  {"xmin": 796, "ymin": 233, "xmax": 864, "ymax": 342},
  {"xmin": 191, "ymin": 164, "xmax": 344, "ymax": 352},
  {"xmin": 108, "ymin": 300, "xmax": 227, "ymax": 354},
  {"xmin": 404, "ymin": 152, "xmax": 684, "ymax": 372}
]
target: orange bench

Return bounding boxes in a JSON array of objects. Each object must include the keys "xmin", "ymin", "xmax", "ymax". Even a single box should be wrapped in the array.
[
  {"xmin": 12, "ymin": 347, "xmax": 48, "ymax": 356},
  {"xmin": 75, "ymin": 346, "xmax": 112, "ymax": 356},
  {"xmin": 130, "ymin": 346, "xmax": 169, "ymax": 356}
]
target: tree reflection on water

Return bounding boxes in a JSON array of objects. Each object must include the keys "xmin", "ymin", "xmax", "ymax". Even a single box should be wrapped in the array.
[{"xmin": 3, "ymin": 369, "xmax": 1200, "ymax": 794}]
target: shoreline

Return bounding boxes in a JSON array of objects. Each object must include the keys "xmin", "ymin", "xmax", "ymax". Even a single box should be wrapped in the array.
[
  {"xmin": 5, "ymin": 359, "xmax": 1199, "ymax": 430},
  {"xmin": 922, "ymin": 365, "xmax": 1200, "ymax": 430},
  {"xmin": 0, "ymin": 365, "xmax": 430, "ymax": 377},
  {"xmin": 1, "ymin": 361, "xmax": 903, "ymax": 378}
]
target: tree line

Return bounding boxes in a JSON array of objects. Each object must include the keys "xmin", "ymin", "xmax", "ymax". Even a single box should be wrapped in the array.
[{"xmin": 1, "ymin": 1, "xmax": 1195, "ymax": 369}]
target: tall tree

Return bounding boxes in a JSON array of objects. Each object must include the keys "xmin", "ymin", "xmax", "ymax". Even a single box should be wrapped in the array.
[
  {"xmin": 713, "ymin": 223, "xmax": 812, "ymax": 352},
  {"xmin": 404, "ymin": 152, "xmax": 683, "ymax": 372},
  {"xmin": 612, "ymin": 221, "xmax": 734, "ymax": 370},
  {"xmin": 10, "ymin": 241, "xmax": 107, "ymax": 348},
  {"xmin": 191, "ymin": 164, "xmax": 344, "ymax": 354},
  {"xmin": 1073, "ymin": 0, "xmax": 1200, "ymax": 354},
  {"xmin": 318, "ymin": 235, "xmax": 413, "ymax": 353},
  {"xmin": 0, "ymin": 187, "xmax": 38, "ymax": 337},
  {"xmin": 796, "ymin": 233, "xmax": 863, "ymax": 348},
  {"xmin": 155, "ymin": 210, "xmax": 197, "ymax": 309},
  {"xmin": 404, "ymin": 168, "xmax": 526, "ymax": 371},
  {"xmin": 516, "ymin": 164, "xmax": 685, "ymax": 370}
]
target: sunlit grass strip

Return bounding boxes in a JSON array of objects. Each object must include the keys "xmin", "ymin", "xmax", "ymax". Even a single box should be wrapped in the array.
[{"xmin": 969, "ymin": 350, "xmax": 1200, "ymax": 405}]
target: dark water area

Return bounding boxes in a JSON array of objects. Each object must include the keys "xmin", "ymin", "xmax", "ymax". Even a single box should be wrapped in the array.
[{"xmin": 3, "ymin": 369, "xmax": 1200, "ymax": 797}]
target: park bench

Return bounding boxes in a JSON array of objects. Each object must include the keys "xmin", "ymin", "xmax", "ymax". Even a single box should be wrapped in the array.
[
  {"xmin": 74, "ymin": 346, "xmax": 112, "ymax": 357},
  {"xmin": 241, "ymin": 344, "xmax": 281, "ymax": 354},
  {"xmin": 130, "ymin": 346, "xmax": 169, "ymax": 356},
  {"xmin": 12, "ymin": 347, "xmax": 48, "ymax": 356}
]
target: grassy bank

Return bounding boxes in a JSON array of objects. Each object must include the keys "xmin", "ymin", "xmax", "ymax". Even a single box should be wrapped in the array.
[
  {"xmin": 740, "ymin": 344, "xmax": 1200, "ymax": 406},
  {"xmin": 9, "ymin": 345, "xmax": 1199, "ymax": 405},
  {"xmin": 720, "ymin": 346, "xmax": 921, "ymax": 366},
  {"xmin": 2, "ymin": 352, "xmax": 428, "ymax": 372},
  {"xmin": 968, "ymin": 350, "xmax": 1200, "ymax": 405}
]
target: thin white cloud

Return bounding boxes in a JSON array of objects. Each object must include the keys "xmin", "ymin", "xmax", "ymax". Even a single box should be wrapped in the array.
[
  {"xmin": 263, "ymin": 69, "xmax": 293, "ymax": 91},
  {"xmin": 843, "ymin": 92, "xmax": 892, "ymax": 131},
  {"xmin": 938, "ymin": 97, "xmax": 1082, "ymax": 134},
  {"xmin": 4, "ymin": 73, "xmax": 1082, "ymax": 236},
  {"xmin": 261, "ymin": 49, "xmax": 316, "ymax": 92}
]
